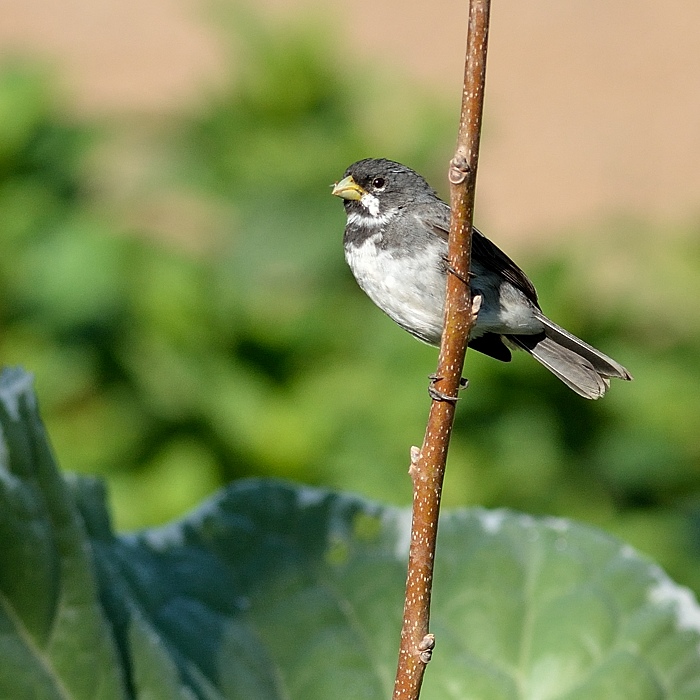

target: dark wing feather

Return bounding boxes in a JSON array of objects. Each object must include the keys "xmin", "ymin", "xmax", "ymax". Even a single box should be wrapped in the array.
[
  {"xmin": 471, "ymin": 229, "xmax": 539, "ymax": 306},
  {"xmin": 468, "ymin": 333, "xmax": 512, "ymax": 362},
  {"xmin": 417, "ymin": 200, "xmax": 540, "ymax": 307}
]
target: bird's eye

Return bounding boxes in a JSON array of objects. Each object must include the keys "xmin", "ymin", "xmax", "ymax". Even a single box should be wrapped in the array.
[{"xmin": 372, "ymin": 177, "xmax": 386, "ymax": 189}]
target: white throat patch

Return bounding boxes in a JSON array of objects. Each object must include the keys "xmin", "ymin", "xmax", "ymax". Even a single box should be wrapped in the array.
[
  {"xmin": 360, "ymin": 192, "xmax": 380, "ymax": 217},
  {"xmin": 347, "ymin": 208, "xmax": 397, "ymax": 229},
  {"xmin": 349, "ymin": 192, "xmax": 396, "ymax": 229}
]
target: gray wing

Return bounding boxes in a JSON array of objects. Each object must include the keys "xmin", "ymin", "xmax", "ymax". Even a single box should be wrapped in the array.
[{"xmin": 415, "ymin": 200, "xmax": 540, "ymax": 308}]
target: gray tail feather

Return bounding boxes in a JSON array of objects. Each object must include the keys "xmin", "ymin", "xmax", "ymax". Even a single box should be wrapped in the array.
[{"xmin": 506, "ymin": 312, "xmax": 632, "ymax": 400}]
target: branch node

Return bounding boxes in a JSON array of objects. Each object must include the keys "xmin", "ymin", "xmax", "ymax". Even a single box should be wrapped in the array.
[
  {"xmin": 417, "ymin": 634, "xmax": 435, "ymax": 663},
  {"xmin": 471, "ymin": 293, "xmax": 483, "ymax": 322},
  {"xmin": 448, "ymin": 154, "xmax": 471, "ymax": 185},
  {"xmin": 408, "ymin": 446, "xmax": 421, "ymax": 476}
]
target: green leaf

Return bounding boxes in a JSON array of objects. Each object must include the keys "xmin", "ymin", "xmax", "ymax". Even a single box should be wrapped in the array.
[
  {"xmin": 0, "ymin": 368, "xmax": 127, "ymax": 699},
  {"xmin": 2, "ymin": 367, "xmax": 700, "ymax": 699}
]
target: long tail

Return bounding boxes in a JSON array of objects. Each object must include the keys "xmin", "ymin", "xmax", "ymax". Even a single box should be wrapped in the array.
[{"xmin": 506, "ymin": 312, "xmax": 632, "ymax": 399}]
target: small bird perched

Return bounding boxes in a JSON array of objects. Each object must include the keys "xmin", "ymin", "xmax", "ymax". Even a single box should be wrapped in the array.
[{"xmin": 332, "ymin": 158, "xmax": 632, "ymax": 399}]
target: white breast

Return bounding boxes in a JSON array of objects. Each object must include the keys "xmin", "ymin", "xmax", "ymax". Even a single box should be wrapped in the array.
[{"xmin": 345, "ymin": 234, "xmax": 446, "ymax": 345}]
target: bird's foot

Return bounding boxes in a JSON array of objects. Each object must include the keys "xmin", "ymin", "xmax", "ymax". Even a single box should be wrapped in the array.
[
  {"xmin": 442, "ymin": 255, "xmax": 473, "ymax": 285},
  {"xmin": 428, "ymin": 373, "xmax": 468, "ymax": 403}
]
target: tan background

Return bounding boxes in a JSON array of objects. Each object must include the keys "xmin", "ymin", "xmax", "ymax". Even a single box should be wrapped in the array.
[{"xmin": 2, "ymin": 0, "xmax": 698, "ymax": 238}]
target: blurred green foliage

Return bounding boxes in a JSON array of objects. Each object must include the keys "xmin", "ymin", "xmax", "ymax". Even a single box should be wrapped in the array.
[{"xmin": 1, "ymin": 13, "xmax": 700, "ymax": 595}]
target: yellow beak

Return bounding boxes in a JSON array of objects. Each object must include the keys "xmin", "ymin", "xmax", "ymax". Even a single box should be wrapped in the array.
[{"xmin": 331, "ymin": 175, "xmax": 366, "ymax": 201}]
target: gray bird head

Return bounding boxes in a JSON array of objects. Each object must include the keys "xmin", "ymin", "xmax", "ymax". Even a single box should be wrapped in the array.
[{"xmin": 332, "ymin": 158, "xmax": 439, "ymax": 223}]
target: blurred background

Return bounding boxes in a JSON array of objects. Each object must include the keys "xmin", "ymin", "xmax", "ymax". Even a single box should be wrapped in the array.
[{"xmin": 1, "ymin": 0, "xmax": 700, "ymax": 593}]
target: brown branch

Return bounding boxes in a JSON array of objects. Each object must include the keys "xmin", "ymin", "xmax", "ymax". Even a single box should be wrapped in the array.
[{"xmin": 391, "ymin": 2, "xmax": 491, "ymax": 699}]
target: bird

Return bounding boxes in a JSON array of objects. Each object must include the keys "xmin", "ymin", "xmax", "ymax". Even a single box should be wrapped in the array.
[{"xmin": 331, "ymin": 158, "xmax": 632, "ymax": 399}]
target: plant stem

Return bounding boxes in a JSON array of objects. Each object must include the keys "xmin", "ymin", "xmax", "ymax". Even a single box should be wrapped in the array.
[{"xmin": 391, "ymin": 2, "xmax": 491, "ymax": 698}]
